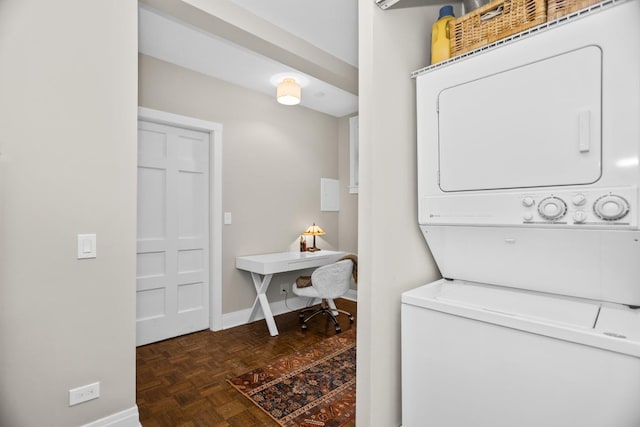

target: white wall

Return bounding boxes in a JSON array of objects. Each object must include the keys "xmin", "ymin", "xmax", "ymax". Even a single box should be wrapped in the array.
[
  {"xmin": 357, "ymin": 1, "xmax": 443, "ymax": 425},
  {"xmin": 138, "ymin": 54, "xmax": 356, "ymax": 314},
  {"xmin": 0, "ymin": 1, "xmax": 138, "ymax": 426}
]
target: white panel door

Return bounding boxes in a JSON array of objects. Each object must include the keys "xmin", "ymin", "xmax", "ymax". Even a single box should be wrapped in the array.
[{"xmin": 136, "ymin": 120, "xmax": 210, "ymax": 346}]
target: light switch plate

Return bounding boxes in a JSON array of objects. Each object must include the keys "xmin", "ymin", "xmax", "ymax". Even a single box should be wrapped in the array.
[{"xmin": 77, "ymin": 234, "xmax": 97, "ymax": 259}]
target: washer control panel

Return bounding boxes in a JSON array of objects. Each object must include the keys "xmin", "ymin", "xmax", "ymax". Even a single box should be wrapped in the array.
[
  {"xmin": 420, "ymin": 187, "xmax": 637, "ymax": 228},
  {"xmin": 520, "ymin": 189, "xmax": 634, "ymax": 226}
]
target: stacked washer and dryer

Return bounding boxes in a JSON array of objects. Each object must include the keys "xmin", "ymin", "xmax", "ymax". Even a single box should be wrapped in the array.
[{"xmin": 402, "ymin": 1, "xmax": 640, "ymax": 426}]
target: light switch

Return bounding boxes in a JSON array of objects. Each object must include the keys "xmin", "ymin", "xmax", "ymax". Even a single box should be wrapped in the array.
[
  {"xmin": 77, "ymin": 234, "xmax": 96, "ymax": 259},
  {"xmin": 224, "ymin": 212, "xmax": 232, "ymax": 225}
]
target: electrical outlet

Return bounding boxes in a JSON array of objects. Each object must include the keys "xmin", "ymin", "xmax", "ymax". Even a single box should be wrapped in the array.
[{"xmin": 69, "ymin": 382, "xmax": 100, "ymax": 406}]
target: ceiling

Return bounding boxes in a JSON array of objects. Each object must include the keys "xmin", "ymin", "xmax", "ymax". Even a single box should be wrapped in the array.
[
  {"xmin": 138, "ymin": 0, "xmax": 359, "ymax": 117},
  {"xmin": 229, "ymin": 0, "xmax": 358, "ymax": 67}
]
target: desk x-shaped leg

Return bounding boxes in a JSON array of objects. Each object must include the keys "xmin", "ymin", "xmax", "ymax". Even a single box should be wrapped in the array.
[{"xmin": 247, "ymin": 272, "xmax": 279, "ymax": 336}]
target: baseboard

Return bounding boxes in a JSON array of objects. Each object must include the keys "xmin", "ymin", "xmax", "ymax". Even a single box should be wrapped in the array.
[
  {"xmin": 221, "ymin": 292, "xmax": 357, "ymax": 330},
  {"xmin": 80, "ymin": 406, "xmax": 140, "ymax": 427}
]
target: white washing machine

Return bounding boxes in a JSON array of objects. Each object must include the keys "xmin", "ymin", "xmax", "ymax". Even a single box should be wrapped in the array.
[
  {"xmin": 403, "ymin": 1, "xmax": 640, "ymax": 425},
  {"xmin": 402, "ymin": 280, "xmax": 640, "ymax": 427}
]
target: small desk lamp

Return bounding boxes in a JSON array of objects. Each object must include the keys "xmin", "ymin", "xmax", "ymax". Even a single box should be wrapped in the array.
[{"xmin": 303, "ymin": 223, "xmax": 325, "ymax": 252}]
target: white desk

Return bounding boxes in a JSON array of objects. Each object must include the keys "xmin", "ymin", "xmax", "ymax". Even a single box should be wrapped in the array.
[{"xmin": 236, "ymin": 250, "xmax": 345, "ymax": 336}]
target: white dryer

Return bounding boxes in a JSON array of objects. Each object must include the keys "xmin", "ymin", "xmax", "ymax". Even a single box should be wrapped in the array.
[{"xmin": 402, "ymin": 1, "xmax": 640, "ymax": 426}]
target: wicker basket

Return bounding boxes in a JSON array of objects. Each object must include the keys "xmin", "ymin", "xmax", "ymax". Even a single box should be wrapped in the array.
[
  {"xmin": 450, "ymin": 0, "xmax": 546, "ymax": 57},
  {"xmin": 547, "ymin": 0, "xmax": 602, "ymax": 20}
]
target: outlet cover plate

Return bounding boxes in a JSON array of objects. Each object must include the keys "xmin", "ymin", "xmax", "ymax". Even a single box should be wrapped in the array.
[{"xmin": 69, "ymin": 382, "xmax": 100, "ymax": 406}]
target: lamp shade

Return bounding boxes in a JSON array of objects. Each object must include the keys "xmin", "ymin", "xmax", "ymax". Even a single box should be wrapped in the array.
[
  {"xmin": 277, "ymin": 78, "xmax": 301, "ymax": 105},
  {"xmin": 303, "ymin": 223, "xmax": 325, "ymax": 236}
]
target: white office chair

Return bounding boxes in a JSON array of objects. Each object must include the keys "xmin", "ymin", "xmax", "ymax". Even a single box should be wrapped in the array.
[{"xmin": 292, "ymin": 259, "xmax": 355, "ymax": 333}]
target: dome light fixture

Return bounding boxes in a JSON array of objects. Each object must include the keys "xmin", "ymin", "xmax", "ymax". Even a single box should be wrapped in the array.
[{"xmin": 276, "ymin": 77, "xmax": 301, "ymax": 105}]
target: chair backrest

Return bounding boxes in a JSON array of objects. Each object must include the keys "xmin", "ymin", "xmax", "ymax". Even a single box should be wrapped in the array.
[{"xmin": 311, "ymin": 259, "xmax": 354, "ymax": 299}]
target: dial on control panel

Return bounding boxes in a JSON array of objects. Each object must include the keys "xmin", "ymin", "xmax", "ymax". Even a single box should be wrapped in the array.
[
  {"xmin": 572, "ymin": 194, "xmax": 586, "ymax": 206},
  {"xmin": 522, "ymin": 196, "xmax": 535, "ymax": 207},
  {"xmin": 593, "ymin": 195, "xmax": 629, "ymax": 221},
  {"xmin": 537, "ymin": 197, "xmax": 567, "ymax": 221},
  {"xmin": 573, "ymin": 211, "xmax": 587, "ymax": 223}
]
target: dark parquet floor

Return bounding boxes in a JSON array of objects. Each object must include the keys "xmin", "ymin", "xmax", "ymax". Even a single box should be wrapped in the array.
[{"xmin": 136, "ymin": 298, "xmax": 357, "ymax": 427}]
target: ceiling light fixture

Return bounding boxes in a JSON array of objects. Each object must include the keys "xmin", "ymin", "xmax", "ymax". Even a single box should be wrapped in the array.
[{"xmin": 277, "ymin": 78, "xmax": 301, "ymax": 106}]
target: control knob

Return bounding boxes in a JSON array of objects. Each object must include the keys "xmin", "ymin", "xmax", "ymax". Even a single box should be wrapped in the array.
[
  {"xmin": 537, "ymin": 197, "xmax": 567, "ymax": 221},
  {"xmin": 522, "ymin": 197, "xmax": 535, "ymax": 207},
  {"xmin": 593, "ymin": 195, "xmax": 629, "ymax": 221},
  {"xmin": 572, "ymin": 194, "xmax": 586, "ymax": 206},
  {"xmin": 573, "ymin": 211, "xmax": 587, "ymax": 223}
]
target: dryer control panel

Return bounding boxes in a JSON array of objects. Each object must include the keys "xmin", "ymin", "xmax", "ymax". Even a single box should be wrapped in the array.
[
  {"xmin": 520, "ymin": 189, "xmax": 633, "ymax": 226},
  {"xmin": 419, "ymin": 186, "xmax": 638, "ymax": 229}
]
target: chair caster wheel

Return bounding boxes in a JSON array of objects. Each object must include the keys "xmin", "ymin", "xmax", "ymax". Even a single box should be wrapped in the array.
[
  {"xmin": 348, "ymin": 316, "xmax": 354, "ymax": 323},
  {"xmin": 335, "ymin": 327, "xmax": 342, "ymax": 333},
  {"xmin": 301, "ymin": 324, "xmax": 308, "ymax": 330}
]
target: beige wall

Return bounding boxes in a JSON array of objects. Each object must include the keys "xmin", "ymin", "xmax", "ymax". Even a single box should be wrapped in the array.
[
  {"xmin": 0, "ymin": 1, "xmax": 138, "ymax": 426},
  {"xmin": 356, "ymin": 1, "xmax": 443, "ymax": 426},
  {"xmin": 139, "ymin": 54, "xmax": 356, "ymax": 313},
  {"xmin": 338, "ymin": 115, "xmax": 359, "ymax": 290}
]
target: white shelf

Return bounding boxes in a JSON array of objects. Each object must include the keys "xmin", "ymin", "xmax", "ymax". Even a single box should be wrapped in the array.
[
  {"xmin": 411, "ymin": 0, "xmax": 624, "ymax": 78},
  {"xmin": 376, "ymin": 0, "xmax": 449, "ymax": 10}
]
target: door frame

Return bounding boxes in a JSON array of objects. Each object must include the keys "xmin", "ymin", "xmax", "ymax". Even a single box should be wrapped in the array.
[{"xmin": 138, "ymin": 107, "xmax": 223, "ymax": 331}]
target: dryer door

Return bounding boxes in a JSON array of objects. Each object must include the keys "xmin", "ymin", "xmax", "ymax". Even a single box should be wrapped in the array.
[{"xmin": 438, "ymin": 45, "xmax": 602, "ymax": 192}]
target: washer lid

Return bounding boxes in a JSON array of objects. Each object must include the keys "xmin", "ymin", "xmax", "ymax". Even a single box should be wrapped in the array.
[
  {"xmin": 403, "ymin": 279, "xmax": 599, "ymax": 329},
  {"xmin": 596, "ymin": 304, "xmax": 640, "ymax": 342},
  {"xmin": 402, "ymin": 279, "xmax": 640, "ymax": 357}
]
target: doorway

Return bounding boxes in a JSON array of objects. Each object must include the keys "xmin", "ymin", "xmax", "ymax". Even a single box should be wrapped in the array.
[{"xmin": 136, "ymin": 107, "xmax": 222, "ymax": 346}]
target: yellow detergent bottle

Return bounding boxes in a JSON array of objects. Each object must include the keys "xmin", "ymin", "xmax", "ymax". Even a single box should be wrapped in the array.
[{"xmin": 431, "ymin": 5, "xmax": 455, "ymax": 64}]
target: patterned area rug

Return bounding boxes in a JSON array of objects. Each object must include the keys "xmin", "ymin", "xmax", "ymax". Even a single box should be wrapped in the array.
[{"xmin": 228, "ymin": 329, "xmax": 356, "ymax": 427}]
